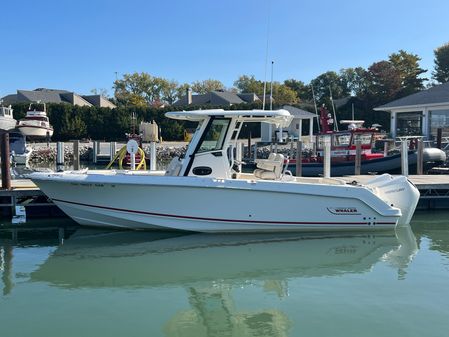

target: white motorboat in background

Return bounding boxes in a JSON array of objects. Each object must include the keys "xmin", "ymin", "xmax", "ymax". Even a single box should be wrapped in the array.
[
  {"xmin": 17, "ymin": 102, "xmax": 53, "ymax": 139},
  {"xmin": 0, "ymin": 101, "xmax": 17, "ymax": 131},
  {"xmin": 30, "ymin": 109, "xmax": 420, "ymax": 232}
]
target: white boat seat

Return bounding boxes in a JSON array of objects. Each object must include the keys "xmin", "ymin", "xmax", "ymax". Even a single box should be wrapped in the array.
[
  {"xmin": 254, "ymin": 153, "xmax": 285, "ymax": 180},
  {"xmin": 165, "ymin": 156, "xmax": 182, "ymax": 176}
]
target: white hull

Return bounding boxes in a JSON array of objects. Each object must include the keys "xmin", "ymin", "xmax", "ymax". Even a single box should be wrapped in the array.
[
  {"xmin": 18, "ymin": 125, "xmax": 53, "ymax": 138},
  {"xmin": 0, "ymin": 117, "xmax": 17, "ymax": 131},
  {"xmin": 30, "ymin": 171, "xmax": 419, "ymax": 232}
]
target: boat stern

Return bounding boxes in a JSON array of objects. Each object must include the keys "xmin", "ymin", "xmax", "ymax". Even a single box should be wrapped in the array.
[{"xmin": 366, "ymin": 174, "xmax": 420, "ymax": 226}]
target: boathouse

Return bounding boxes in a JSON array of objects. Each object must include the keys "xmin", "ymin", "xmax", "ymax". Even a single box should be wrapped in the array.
[{"xmin": 374, "ymin": 81, "xmax": 449, "ymax": 140}]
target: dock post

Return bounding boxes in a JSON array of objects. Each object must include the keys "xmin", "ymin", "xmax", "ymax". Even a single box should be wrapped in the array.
[
  {"xmin": 56, "ymin": 142, "xmax": 64, "ymax": 171},
  {"xmin": 437, "ymin": 128, "xmax": 442, "ymax": 149},
  {"xmin": 383, "ymin": 141, "xmax": 389, "ymax": 157},
  {"xmin": 247, "ymin": 132, "xmax": 252, "ymax": 159},
  {"xmin": 401, "ymin": 139, "xmax": 409, "ymax": 176},
  {"xmin": 323, "ymin": 136, "xmax": 331, "ymax": 178},
  {"xmin": 73, "ymin": 140, "xmax": 80, "ymax": 170},
  {"xmin": 417, "ymin": 138, "xmax": 424, "ymax": 175},
  {"xmin": 296, "ymin": 140, "xmax": 302, "ymax": 177},
  {"xmin": 130, "ymin": 153, "xmax": 136, "ymax": 170},
  {"xmin": 253, "ymin": 142, "xmax": 257, "ymax": 162},
  {"xmin": 92, "ymin": 141, "xmax": 98, "ymax": 164},
  {"xmin": 1, "ymin": 132, "xmax": 11, "ymax": 190},
  {"xmin": 109, "ymin": 142, "xmax": 116, "ymax": 161},
  {"xmin": 150, "ymin": 142, "xmax": 156, "ymax": 171},
  {"xmin": 355, "ymin": 139, "xmax": 362, "ymax": 175}
]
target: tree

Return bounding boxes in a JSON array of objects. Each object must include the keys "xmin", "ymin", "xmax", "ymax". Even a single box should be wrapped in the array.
[
  {"xmin": 433, "ymin": 42, "xmax": 449, "ymax": 83},
  {"xmin": 272, "ymin": 82, "xmax": 298, "ymax": 104},
  {"xmin": 389, "ymin": 50, "xmax": 426, "ymax": 96},
  {"xmin": 233, "ymin": 75, "xmax": 264, "ymax": 95},
  {"xmin": 339, "ymin": 67, "xmax": 369, "ymax": 97},
  {"xmin": 191, "ymin": 79, "xmax": 224, "ymax": 94},
  {"xmin": 114, "ymin": 72, "xmax": 193, "ymax": 106},
  {"xmin": 310, "ymin": 71, "xmax": 350, "ymax": 103},
  {"xmin": 90, "ymin": 88, "xmax": 110, "ymax": 97},
  {"xmin": 365, "ymin": 61, "xmax": 402, "ymax": 104},
  {"xmin": 283, "ymin": 79, "xmax": 312, "ymax": 102}
]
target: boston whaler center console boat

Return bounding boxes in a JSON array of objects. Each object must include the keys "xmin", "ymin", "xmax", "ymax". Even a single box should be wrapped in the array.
[{"xmin": 30, "ymin": 109, "xmax": 420, "ymax": 232}]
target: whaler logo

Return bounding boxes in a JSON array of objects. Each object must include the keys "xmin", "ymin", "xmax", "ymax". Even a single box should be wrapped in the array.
[{"xmin": 327, "ymin": 207, "xmax": 360, "ymax": 215}]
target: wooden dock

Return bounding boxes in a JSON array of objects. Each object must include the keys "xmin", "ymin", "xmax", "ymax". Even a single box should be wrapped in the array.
[{"xmin": 0, "ymin": 175, "xmax": 448, "ymax": 219}]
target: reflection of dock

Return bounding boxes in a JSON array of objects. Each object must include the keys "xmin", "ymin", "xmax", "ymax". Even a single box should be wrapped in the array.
[{"xmin": 0, "ymin": 175, "xmax": 449, "ymax": 220}]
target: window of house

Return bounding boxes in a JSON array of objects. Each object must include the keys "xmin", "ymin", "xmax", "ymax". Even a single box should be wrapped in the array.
[
  {"xmin": 429, "ymin": 109, "xmax": 449, "ymax": 138},
  {"xmin": 396, "ymin": 112, "xmax": 422, "ymax": 136}
]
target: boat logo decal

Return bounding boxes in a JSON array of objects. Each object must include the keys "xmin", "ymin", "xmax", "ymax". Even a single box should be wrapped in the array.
[{"xmin": 327, "ymin": 207, "xmax": 360, "ymax": 215}]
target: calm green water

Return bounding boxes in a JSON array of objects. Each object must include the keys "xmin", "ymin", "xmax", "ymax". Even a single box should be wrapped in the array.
[{"xmin": 1, "ymin": 212, "xmax": 449, "ymax": 337}]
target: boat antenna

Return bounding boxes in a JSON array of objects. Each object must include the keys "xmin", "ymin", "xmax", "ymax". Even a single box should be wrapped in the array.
[
  {"xmin": 311, "ymin": 85, "xmax": 320, "ymax": 133},
  {"xmin": 329, "ymin": 86, "xmax": 338, "ymax": 131},
  {"xmin": 269, "ymin": 60, "xmax": 274, "ymax": 111},
  {"xmin": 261, "ymin": 0, "xmax": 271, "ymax": 110}
]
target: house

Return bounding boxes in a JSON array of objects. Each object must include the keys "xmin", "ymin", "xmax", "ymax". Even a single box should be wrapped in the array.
[
  {"xmin": 374, "ymin": 82, "xmax": 449, "ymax": 139},
  {"xmin": 1, "ymin": 88, "xmax": 116, "ymax": 108},
  {"xmin": 173, "ymin": 89, "xmax": 261, "ymax": 106}
]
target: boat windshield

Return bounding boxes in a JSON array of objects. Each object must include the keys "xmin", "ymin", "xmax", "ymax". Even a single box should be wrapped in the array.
[
  {"xmin": 197, "ymin": 118, "xmax": 231, "ymax": 153},
  {"xmin": 333, "ymin": 133, "xmax": 351, "ymax": 146},
  {"xmin": 352, "ymin": 133, "xmax": 372, "ymax": 145}
]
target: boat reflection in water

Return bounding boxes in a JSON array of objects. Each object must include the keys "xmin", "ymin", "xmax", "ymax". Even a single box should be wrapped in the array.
[{"xmin": 29, "ymin": 227, "xmax": 418, "ymax": 337}]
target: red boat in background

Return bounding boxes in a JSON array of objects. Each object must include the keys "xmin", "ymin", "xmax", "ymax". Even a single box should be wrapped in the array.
[{"xmin": 286, "ymin": 105, "xmax": 446, "ymax": 176}]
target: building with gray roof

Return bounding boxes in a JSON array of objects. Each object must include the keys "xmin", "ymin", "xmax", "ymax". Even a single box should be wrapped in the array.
[
  {"xmin": 2, "ymin": 88, "xmax": 116, "ymax": 108},
  {"xmin": 374, "ymin": 82, "xmax": 449, "ymax": 139},
  {"xmin": 173, "ymin": 90, "xmax": 261, "ymax": 107}
]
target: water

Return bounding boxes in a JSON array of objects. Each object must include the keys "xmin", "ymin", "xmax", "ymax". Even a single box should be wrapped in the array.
[{"xmin": 1, "ymin": 211, "xmax": 449, "ymax": 337}]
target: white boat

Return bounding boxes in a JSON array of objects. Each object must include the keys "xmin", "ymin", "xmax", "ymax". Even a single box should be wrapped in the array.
[
  {"xmin": 17, "ymin": 102, "xmax": 53, "ymax": 138},
  {"xmin": 0, "ymin": 103, "xmax": 17, "ymax": 131},
  {"xmin": 9, "ymin": 131, "xmax": 33, "ymax": 166},
  {"xmin": 29, "ymin": 109, "xmax": 420, "ymax": 232}
]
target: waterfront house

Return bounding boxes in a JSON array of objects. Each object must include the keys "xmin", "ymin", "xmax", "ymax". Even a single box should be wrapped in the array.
[
  {"xmin": 1, "ymin": 88, "xmax": 116, "ymax": 108},
  {"xmin": 374, "ymin": 82, "xmax": 449, "ymax": 139}
]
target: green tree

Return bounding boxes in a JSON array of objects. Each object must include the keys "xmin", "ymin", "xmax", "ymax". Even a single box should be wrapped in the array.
[
  {"xmin": 283, "ymin": 79, "xmax": 312, "ymax": 102},
  {"xmin": 339, "ymin": 67, "xmax": 369, "ymax": 97},
  {"xmin": 364, "ymin": 61, "xmax": 402, "ymax": 105},
  {"xmin": 389, "ymin": 50, "xmax": 426, "ymax": 96},
  {"xmin": 310, "ymin": 71, "xmax": 350, "ymax": 103},
  {"xmin": 233, "ymin": 75, "xmax": 264, "ymax": 95},
  {"xmin": 433, "ymin": 42, "xmax": 449, "ymax": 83},
  {"xmin": 272, "ymin": 82, "xmax": 298, "ymax": 104},
  {"xmin": 191, "ymin": 79, "xmax": 224, "ymax": 94}
]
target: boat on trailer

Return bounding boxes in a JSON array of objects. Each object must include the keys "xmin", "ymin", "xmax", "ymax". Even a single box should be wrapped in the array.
[{"xmin": 30, "ymin": 109, "xmax": 420, "ymax": 233}]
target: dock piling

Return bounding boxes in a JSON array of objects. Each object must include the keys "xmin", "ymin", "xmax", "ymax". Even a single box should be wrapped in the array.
[
  {"xmin": 1, "ymin": 133, "xmax": 11, "ymax": 190},
  {"xmin": 92, "ymin": 141, "xmax": 98, "ymax": 164},
  {"xmin": 236, "ymin": 142, "xmax": 243, "ymax": 172},
  {"xmin": 150, "ymin": 142, "xmax": 157, "ymax": 171},
  {"xmin": 109, "ymin": 142, "xmax": 117, "ymax": 161},
  {"xmin": 296, "ymin": 140, "xmax": 303, "ymax": 177},
  {"xmin": 355, "ymin": 139, "xmax": 362, "ymax": 175},
  {"xmin": 323, "ymin": 136, "xmax": 331, "ymax": 178},
  {"xmin": 73, "ymin": 140, "xmax": 80, "ymax": 170},
  {"xmin": 401, "ymin": 139, "xmax": 409, "ymax": 176},
  {"xmin": 417, "ymin": 138, "xmax": 424, "ymax": 175},
  {"xmin": 56, "ymin": 142, "xmax": 64, "ymax": 171}
]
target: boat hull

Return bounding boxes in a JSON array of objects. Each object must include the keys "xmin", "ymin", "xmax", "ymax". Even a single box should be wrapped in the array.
[
  {"xmin": 17, "ymin": 125, "xmax": 53, "ymax": 138},
  {"xmin": 0, "ymin": 117, "xmax": 17, "ymax": 131},
  {"xmin": 29, "ymin": 172, "xmax": 413, "ymax": 232}
]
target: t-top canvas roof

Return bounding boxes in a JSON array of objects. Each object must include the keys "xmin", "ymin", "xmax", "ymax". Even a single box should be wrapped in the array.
[{"xmin": 165, "ymin": 109, "xmax": 293, "ymax": 127}]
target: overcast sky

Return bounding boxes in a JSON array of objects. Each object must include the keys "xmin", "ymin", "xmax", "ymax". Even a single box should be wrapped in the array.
[{"xmin": 1, "ymin": 0, "xmax": 448, "ymax": 97}]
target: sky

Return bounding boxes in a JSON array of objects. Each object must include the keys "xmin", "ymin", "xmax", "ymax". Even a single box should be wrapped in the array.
[{"xmin": 1, "ymin": 0, "xmax": 449, "ymax": 98}]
